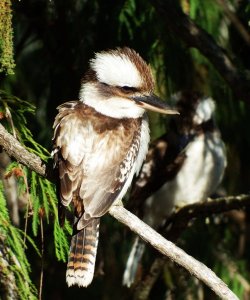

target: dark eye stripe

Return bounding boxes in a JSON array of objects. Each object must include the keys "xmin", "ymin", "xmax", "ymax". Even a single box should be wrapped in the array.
[{"xmin": 119, "ymin": 86, "xmax": 138, "ymax": 93}]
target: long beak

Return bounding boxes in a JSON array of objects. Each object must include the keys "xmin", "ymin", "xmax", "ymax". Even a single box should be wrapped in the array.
[{"xmin": 132, "ymin": 94, "xmax": 179, "ymax": 115}]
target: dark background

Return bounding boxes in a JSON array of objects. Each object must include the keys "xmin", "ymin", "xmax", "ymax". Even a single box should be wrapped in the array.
[{"xmin": 1, "ymin": 0, "xmax": 250, "ymax": 299}]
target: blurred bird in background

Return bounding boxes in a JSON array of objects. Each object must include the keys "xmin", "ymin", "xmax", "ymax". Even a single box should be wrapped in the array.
[{"xmin": 123, "ymin": 91, "xmax": 227, "ymax": 287}]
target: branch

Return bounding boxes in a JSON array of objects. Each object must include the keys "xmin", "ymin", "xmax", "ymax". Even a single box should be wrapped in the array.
[
  {"xmin": 150, "ymin": 0, "xmax": 250, "ymax": 103},
  {"xmin": 0, "ymin": 124, "xmax": 46, "ymax": 176},
  {"xmin": 133, "ymin": 256, "xmax": 164, "ymax": 300},
  {"xmin": 133, "ymin": 195, "xmax": 250, "ymax": 299},
  {"xmin": 164, "ymin": 194, "xmax": 250, "ymax": 238},
  {"xmin": 110, "ymin": 206, "xmax": 238, "ymax": 300},
  {"xmin": 0, "ymin": 123, "xmax": 54, "ymax": 180},
  {"xmin": 0, "ymin": 123, "xmax": 239, "ymax": 300}
]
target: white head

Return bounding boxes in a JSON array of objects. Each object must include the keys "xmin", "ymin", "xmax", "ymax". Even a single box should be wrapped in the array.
[
  {"xmin": 193, "ymin": 97, "xmax": 215, "ymax": 125},
  {"xmin": 79, "ymin": 47, "xmax": 178, "ymax": 119},
  {"xmin": 170, "ymin": 91, "xmax": 217, "ymax": 134}
]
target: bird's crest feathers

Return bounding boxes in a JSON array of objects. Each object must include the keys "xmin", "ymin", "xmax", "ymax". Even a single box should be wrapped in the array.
[{"xmin": 90, "ymin": 47, "xmax": 154, "ymax": 91}]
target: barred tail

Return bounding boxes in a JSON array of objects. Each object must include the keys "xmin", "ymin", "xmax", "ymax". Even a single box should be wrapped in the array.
[
  {"xmin": 66, "ymin": 218, "xmax": 100, "ymax": 287},
  {"xmin": 122, "ymin": 236, "xmax": 145, "ymax": 287}
]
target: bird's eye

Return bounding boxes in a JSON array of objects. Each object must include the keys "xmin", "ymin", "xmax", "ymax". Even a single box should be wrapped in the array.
[{"xmin": 120, "ymin": 86, "xmax": 137, "ymax": 93}]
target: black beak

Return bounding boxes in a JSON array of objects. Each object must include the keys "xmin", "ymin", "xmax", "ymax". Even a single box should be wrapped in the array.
[{"xmin": 132, "ymin": 94, "xmax": 179, "ymax": 115}]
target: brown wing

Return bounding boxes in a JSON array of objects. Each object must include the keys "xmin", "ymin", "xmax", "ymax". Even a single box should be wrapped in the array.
[
  {"xmin": 53, "ymin": 101, "xmax": 141, "ymax": 229},
  {"xmin": 127, "ymin": 131, "xmax": 187, "ymax": 215}
]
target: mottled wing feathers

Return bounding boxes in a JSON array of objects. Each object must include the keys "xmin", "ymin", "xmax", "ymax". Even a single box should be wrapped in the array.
[
  {"xmin": 128, "ymin": 131, "xmax": 187, "ymax": 213},
  {"xmin": 80, "ymin": 127, "xmax": 141, "ymax": 210},
  {"xmin": 53, "ymin": 102, "xmax": 87, "ymax": 206},
  {"xmin": 53, "ymin": 101, "xmax": 141, "ymax": 229}
]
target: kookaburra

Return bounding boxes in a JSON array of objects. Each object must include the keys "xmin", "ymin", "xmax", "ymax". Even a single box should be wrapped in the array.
[
  {"xmin": 52, "ymin": 47, "xmax": 178, "ymax": 287},
  {"xmin": 123, "ymin": 91, "xmax": 227, "ymax": 287}
]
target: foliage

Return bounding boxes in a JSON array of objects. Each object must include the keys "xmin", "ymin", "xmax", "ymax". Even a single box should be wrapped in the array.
[
  {"xmin": 0, "ymin": 181, "xmax": 37, "ymax": 299},
  {"xmin": 0, "ymin": 92, "xmax": 71, "ymax": 298},
  {"xmin": 0, "ymin": 90, "xmax": 49, "ymax": 161},
  {"xmin": 0, "ymin": 0, "xmax": 15, "ymax": 74},
  {"xmin": 0, "ymin": 91, "xmax": 71, "ymax": 261}
]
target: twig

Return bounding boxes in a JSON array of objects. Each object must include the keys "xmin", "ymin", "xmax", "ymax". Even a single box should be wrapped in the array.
[
  {"xmin": 21, "ymin": 165, "xmax": 32, "ymax": 245},
  {"xmin": 0, "ymin": 122, "xmax": 240, "ymax": 300},
  {"xmin": 4, "ymin": 106, "xmax": 17, "ymax": 138}
]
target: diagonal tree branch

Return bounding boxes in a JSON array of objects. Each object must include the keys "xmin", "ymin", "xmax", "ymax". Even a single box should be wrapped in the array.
[
  {"xmin": 0, "ymin": 122, "xmax": 239, "ymax": 300},
  {"xmin": 150, "ymin": 0, "xmax": 250, "ymax": 103},
  {"xmin": 109, "ymin": 205, "xmax": 238, "ymax": 300},
  {"xmin": 133, "ymin": 195, "xmax": 250, "ymax": 300},
  {"xmin": 0, "ymin": 123, "xmax": 47, "ymax": 176}
]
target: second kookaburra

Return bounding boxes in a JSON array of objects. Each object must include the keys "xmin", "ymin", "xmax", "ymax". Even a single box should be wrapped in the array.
[
  {"xmin": 52, "ymin": 47, "xmax": 178, "ymax": 287},
  {"xmin": 123, "ymin": 91, "xmax": 227, "ymax": 287}
]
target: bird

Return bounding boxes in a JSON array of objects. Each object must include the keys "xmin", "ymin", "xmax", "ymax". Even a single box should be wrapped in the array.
[
  {"xmin": 123, "ymin": 91, "xmax": 227, "ymax": 287},
  {"xmin": 52, "ymin": 47, "xmax": 178, "ymax": 288}
]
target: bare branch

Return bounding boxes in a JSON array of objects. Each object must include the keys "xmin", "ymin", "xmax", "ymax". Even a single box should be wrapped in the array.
[
  {"xmin": 0, "ymin": 123, "xmax": 239, "ymax": 300},
  {"xmin": 110, "ymin": 205, "xmax": 238, "ymax": 300},
  {"xmin": 0, "ymin": 123, "xmax": 53, "ymax": 180},
  {"xmin": 164, "ymin": 194, "xmax": 250, "ymax": 237},
  {"xmin": 133, "ymin": 195, "xmax": 250, "ymax": 300}
]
